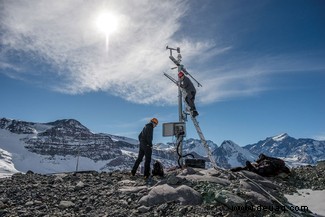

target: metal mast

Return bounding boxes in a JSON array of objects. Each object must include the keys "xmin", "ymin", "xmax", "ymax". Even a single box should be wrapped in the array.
[
  {"xmin": 164, "ymin": 46, "xmax": 217, "ymax": 168},
  {"xmin": 165, "ymin": 46, "xmax": 184, "ymax": 165}
]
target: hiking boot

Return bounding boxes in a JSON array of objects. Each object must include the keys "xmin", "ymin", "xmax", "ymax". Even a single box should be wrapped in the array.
[
  {"xmin": 131, "ymin": 171, "xmax": 136, "ymax": 176},
  {"xmin": 192, "ymin": 110, "xmax": 199, "ymax": 117},
  {"xmin": 144, "ymin": 176, "xmax": 153, "ymax": 185}
]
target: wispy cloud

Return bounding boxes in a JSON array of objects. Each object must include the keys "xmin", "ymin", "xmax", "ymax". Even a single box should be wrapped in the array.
[
  {"xmin": 1, "ymin": 0, "xmax": 324, "ymax": 105},
  {"xmin": 0, "ymin": 0, "xmax": 205, "ymax": 105},
  {"xmin": 195, "ymin": 50, "xmax": 325, "ymax": 104},
  {"xmin": 0, "ymin": 62, "xmax": 22, "ymax": 78}
]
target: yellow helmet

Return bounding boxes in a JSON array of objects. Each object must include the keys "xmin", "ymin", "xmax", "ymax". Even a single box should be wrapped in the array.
[{"xmin": 151, "ymin": 118, "xmax": 158, "ymax": 125}]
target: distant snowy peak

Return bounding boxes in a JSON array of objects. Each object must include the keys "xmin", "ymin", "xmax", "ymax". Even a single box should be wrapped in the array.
[
  {"xmin": 106, "ymin": 134, "xmax": 138, "ymax": 145},
  {"xmin": 43, "ymin": 119, "xmax": 92, "ymax": 136},
  {"xmin": 37, "ymin": 120, "xmax": 91, "ymax": 139},
  {"xmin": 219, "ymin": 140, "xmax": 256, "ymax": 158},
  {"xmin": 176, "ymin": 138, "xmax": 258, "ymax": 169},
  {"xmin": 272, "ymin": 133, "xmax": 289, "ymax": 141},
  {"xmin": 182, "ymin": 138, "xmax": 218, "ymax": 157},
  {"xmin": 244, "ymin": 133, "xmax": 325, "ymax": 165},
  {"xmin": 220, "ymin": 140, "xmax": 243, "ymax": 153},
  {"xmin": 0, "ymin": 118, "xmax": 39, "ymax": 134},
  {"xmin": 0, "ymin": 118, "xmax": 90, "ymax": 135},
  {"xmin": 46, "ymin": 119, "xmax": 89, "ymax": 131},
  {"xmin": 155, "ymin": 143, "xmax": 174, "ymax": 150},
  {"xmin": 213, "ymin": 140, "xmax": 257, "ymax": 169}
]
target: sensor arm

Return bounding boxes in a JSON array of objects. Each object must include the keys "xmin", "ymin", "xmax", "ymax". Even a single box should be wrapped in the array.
[{"xmin": 166, "ymin": 46, "xmax": 202, "ymax": 88}]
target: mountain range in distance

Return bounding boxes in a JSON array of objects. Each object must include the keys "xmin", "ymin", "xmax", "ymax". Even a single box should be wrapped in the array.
[{"xmin": 0, "ymin": 117, "xmax": 324, "ymax": 178}]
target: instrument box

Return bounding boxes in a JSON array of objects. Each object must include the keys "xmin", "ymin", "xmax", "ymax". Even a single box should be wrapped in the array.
[{"xmin": 185, "ymin": 158, "xmax": 205, "ymax": 169}]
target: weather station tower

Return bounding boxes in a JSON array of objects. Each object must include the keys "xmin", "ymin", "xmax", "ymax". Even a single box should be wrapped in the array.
[{"xmin": 163, "ymin": 46, "xmax": 217, "ymax": 169}]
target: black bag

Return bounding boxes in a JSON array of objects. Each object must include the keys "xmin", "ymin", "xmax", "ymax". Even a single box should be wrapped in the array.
[
  {"xmin": 152, "ymin": 160, "xmax": 164, "ymax": 177},
  {"xmin": 256, "ymin": 154, "xmax": 290, "ymax": 176}
]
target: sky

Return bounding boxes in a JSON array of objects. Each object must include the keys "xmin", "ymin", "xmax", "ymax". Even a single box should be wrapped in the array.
[{"xmin": 0, "ymin": 0, "xmax": 324, "ymax": 146}]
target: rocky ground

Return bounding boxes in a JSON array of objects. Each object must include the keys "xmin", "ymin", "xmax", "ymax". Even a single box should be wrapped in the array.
[
  {"xmin": 0, "ymin": 165, "xmax": 324, "ymax": 217},
  {"xmin": 271, "ymin": 165, "xmax": 325, "ymax": 194}
]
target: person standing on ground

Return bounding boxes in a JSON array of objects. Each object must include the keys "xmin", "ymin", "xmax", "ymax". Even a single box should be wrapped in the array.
[
  {"xmin": 131, "ymin": 118, "xmax": 158, "ymax": 179},
  {"xmin": 178, "ymin": 71, "xmax": 199, "ymax": 117}
]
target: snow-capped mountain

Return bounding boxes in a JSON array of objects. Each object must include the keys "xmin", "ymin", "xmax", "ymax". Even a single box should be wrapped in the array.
[
  {"xmin": 0, "ymin": 118, "xmax": 178, "ymax": 178},
  {"xmin": 181, "ymin": 138, "xmax": 218, "ymax": 158},
  {"xmin": 244, "ymin": 133, "xmax": 325, "ymax": 166},
  {"xmin": 212, "ymin": 140, "xmax": 257, "ymax": 169},
  {"xmin": 1, "ymin": 117, "xmax": 325, "ymax": 178}
]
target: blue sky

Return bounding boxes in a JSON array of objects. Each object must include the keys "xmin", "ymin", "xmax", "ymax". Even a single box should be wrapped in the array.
[{"xmin": 1, "ymin": 0, "xmax": 324, "ymax": 146}]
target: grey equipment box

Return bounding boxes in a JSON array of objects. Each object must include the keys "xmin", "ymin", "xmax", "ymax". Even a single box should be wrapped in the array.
[
  {"xmin": 162, "ymin": 122, "xmax": 186, "ymax": 137},
  {"xmin": 185, "ymin": 159, "xmax": 205, "ymax": 169}
]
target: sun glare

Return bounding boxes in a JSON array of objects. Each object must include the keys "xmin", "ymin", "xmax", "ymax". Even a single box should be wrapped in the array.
[
  {"xmin": 95, "ymin": 12, "xmax": 119, "ymax": 52},
  {"xmin": 96, "ymin": 12, "xmax": 118, "ymax": 35}
]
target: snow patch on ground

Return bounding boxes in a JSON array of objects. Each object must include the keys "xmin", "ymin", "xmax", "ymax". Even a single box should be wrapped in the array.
[
  {"xmin": 285, "ymin": 189, "xmax": 325, "ymax": 216},
  {"xmin": 0, "ymin": 148, "xmax": 19, "ymax": 178}
]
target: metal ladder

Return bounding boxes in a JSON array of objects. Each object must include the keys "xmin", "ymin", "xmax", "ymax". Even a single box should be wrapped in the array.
[
  {"xmin": 184, "ymin": 97, "xmax": 218, "ymax": 168},
  {"xmin": 163, "ymin": 72, "xmax": 218, "ymax": 168}
]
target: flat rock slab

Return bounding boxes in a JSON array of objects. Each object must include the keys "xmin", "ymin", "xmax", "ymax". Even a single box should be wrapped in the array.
[
  {"xmin": 177, "ymin": 174, "xmax": 231, "ymax": 186},
  {"xmin": 240, "ymin": 180, "xmax": 265, "ymax": 195},
  {"xmin": 244, "ymin": 191, "xmax": 273, "ymax": 207},
  {"xmin": 239, "ymin": 171, "xmax": 266, "ymax": 181},
  {"xmin": 215, "ymin": 190, "xmax": 245, "ymax": 208},
  {"xmin": 118, "ymin": 186, "xmax": 147, "ymax": 193},
  {"xmin": 139, "ymin": 184, "xmax": 202, "ymax": 207}
]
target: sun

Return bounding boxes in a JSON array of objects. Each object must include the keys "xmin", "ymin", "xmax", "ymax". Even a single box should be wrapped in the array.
[
  {"xmin": 95, "ymin": 11, "xmax": 119, "ymax": 52},
  {"xmin": 96, "ymin": 12, "xmax": 118, "ymax": 35}
]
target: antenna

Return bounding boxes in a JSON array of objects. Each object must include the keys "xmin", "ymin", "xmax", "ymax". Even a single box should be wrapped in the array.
[{"xmin": 165, "ymin": 46, "xmax": 202, "ymax": 87}]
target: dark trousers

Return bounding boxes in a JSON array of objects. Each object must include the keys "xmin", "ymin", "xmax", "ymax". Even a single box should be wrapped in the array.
[
  {"xmin": 185, "ymin": 91, "xmax": 196, "ymax": 111},
  {"xmin": 132, "ymin": 143, "xmax": 152, "ymax": 177}
]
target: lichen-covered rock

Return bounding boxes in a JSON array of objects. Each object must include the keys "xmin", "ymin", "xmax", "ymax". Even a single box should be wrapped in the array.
[{"xmin": 215, "ymin": 190, "xmax": 245, "ymax": 208}]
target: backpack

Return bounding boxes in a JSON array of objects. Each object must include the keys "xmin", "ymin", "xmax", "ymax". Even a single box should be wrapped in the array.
[
  {"xmin": 256, "ymin": 154, "xmax": 290, "ymax": 176},
  {"xmin": 152, "ymin": 160, "xmax": 164, "ymax": 177}
]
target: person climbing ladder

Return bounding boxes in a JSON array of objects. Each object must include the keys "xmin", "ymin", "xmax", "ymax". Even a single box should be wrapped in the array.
[{"xmin": 178, "ymin": 71, "xmax": 199, "ymax": 117}]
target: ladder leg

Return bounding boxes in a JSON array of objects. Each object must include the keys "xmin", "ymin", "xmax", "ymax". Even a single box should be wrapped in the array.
[
  {"xmin": 190, "ymin": 114, "xmax": 218, "ymax": 168},
  {"xmin": 181, "ymin": 89, "xmax": 218, "ymax": 168}
]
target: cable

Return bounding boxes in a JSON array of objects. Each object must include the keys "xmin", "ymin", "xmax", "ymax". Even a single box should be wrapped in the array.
[
  {"xmin": 215, "ymin": 167, "xmax": 302, "ymax": 217},
  {"xmin": 174, "ymin": 133, "xmax": 194, "ymax": 168}
]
